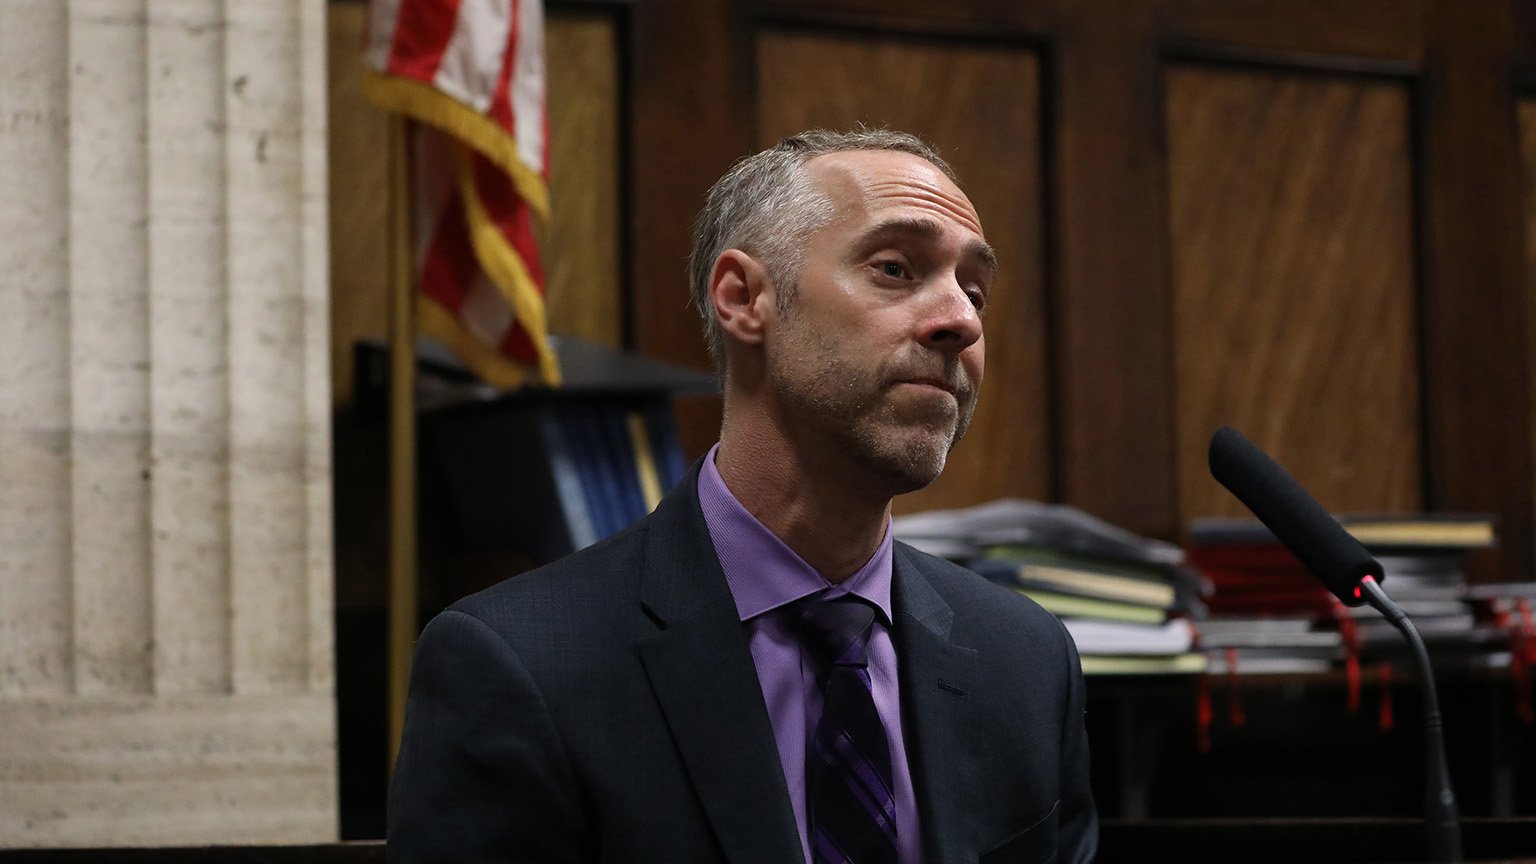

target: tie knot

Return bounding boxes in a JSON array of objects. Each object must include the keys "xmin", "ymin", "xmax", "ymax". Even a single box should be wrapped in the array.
[{"xmin": 790, "ymin": 596, "xmax": 878, "ymax": 670}]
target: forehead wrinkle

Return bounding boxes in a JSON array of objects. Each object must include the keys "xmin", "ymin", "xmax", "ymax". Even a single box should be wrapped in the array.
[
  {"xmin": 805, "ymin": 151, "xmax": 991, "ymax": 279},
  {"xmin": 862, "ymin": 177, "xmax": 983, "ymax": 237},
  {"xmin": 806, "ymin": 150, "xmax": 980, "ymax": 226}
]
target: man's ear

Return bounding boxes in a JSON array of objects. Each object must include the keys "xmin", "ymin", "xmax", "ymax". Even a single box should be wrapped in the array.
[{"xmin": 709, "ymin": 249, "xmax": 773, "ymax": 347}]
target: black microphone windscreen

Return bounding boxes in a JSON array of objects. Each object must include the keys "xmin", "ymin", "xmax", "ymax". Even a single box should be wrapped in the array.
[{"xmin": 1207, "ymin": 426, "xmax": 1381, "ymax": 606}]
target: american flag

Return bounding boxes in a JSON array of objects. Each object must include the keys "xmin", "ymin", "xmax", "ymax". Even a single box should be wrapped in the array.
[{"xmin": 363, "ymin": 0, "xmax": 558, "ymax": 386}]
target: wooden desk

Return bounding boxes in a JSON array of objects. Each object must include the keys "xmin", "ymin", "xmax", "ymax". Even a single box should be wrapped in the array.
[
  {"xmin": 1096, "ymin": 817, "xmax": 1536, "ymax": 864},
  {"xmin": 1085, "ymin": 668, "xmax": 1533, "ymax": 821},
  {"xmin": 0, "ymin": 845, "xmax": 384, "ymax": 864},
  {"xmin": 0, "ymin": 822, "xmax": 1530, "ymax": 864}
]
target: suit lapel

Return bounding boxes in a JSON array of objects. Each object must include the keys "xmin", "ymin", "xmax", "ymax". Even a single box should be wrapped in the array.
[
  {"xmin": 893, "ymin": 544, "xmax": 980, "ymax": 864},
  {"xmin": 635, "ymin": 474, "xmax": 804, "ymax": 864}
]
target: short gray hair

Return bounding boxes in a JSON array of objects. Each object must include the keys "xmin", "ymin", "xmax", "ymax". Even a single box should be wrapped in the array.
[{"xmin": 688, "ymin": 128, "xmax": 958, "ymax": 375}]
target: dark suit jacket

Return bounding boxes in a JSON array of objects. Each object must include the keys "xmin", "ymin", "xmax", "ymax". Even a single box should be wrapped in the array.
[{"xmin": 388, "ymin": 465, "xmax": 1098, "ymax": 863}]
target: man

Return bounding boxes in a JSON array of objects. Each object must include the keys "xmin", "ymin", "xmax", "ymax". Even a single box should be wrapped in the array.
[{"xmin": 389, "ymin": 129, "xmax": 1098, "ymax": 864}]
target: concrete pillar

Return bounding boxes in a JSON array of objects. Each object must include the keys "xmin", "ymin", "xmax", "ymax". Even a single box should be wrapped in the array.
[{"xmin": 0, "ymin": 0, "xmax": 335, "ymax": 845}]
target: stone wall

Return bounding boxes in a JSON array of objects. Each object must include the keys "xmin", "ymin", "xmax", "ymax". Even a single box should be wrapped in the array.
[{"xmin": 0, "ymin": 0, "xmax": 335, "ymax": 845}]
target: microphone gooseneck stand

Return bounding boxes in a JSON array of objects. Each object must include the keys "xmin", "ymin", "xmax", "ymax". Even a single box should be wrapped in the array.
[
  {"xmin": 1207, "ymin": 426, "xmax": 1464, "ymax": 863},
  {"xmin": 1357, "ymin": 576, "xmax": 1463, "ymax": 863}
]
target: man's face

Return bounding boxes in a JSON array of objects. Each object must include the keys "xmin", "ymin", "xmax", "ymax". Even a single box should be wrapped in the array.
[{"xmin": 762, "ymin": 149, "xmax": 993, "ymax": 495}]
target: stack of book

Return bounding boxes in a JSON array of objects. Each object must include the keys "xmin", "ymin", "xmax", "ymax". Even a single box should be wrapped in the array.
[
  {"xmin": 1188, "ymin": 514, "xmax": 1505, "ymax": 674},
  {"xmin": 1467, "ymin": 582, "xmax": 1536, "ymax": 698},
  {"xmin": 424, "ymin": 395, "xmax": 687, "ymax": 564},
  {"xmin": 894, "ymin": 500, "xmax": 1210, "ymax": 674},
  {"xmin": 360, "ymin": 335, "xmax": 712, "ymax": 567},
  {"xmin": 1187, "ymin": 518, "xmax": 1337, "ymax": 619},
  {"xmin": 1338, "ymin": 514, "xmax": 1503, "ymax": 671},
  {"xmin": 1185, "ymin": 518, "xmax": 1341, "ymax": 674},
  {"xmin": 1469, "ymin": 582, "xmax": 1536, "ymax": 625},
  {"xmin": 1199, "ymin": 618, "xmax": 1343, "ymax": 675}
]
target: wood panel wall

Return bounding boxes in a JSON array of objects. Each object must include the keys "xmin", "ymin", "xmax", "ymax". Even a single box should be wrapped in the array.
[
  {"xmin": 329, "ymin": 0, "xmax": 1536, "ymax": 581},
  {"xmin": 1166, "ymin": 68, "xmax": 1421, "ymax": 523},
  {"xmin": 327, "ymin": 3, "xmax": 389, "ymax": 410},
  {"xmin": 1522, "ymin": 97, "xmax": 1536, "ymax": 530},
  {"xmin": 541, "ymin": 11, "xmax": 624, "ymax": 350}
]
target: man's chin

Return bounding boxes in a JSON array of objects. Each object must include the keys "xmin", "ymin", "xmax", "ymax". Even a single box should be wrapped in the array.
[{"xmin": 860, "ymin": 433, "xmax": 953, "ymax": 494}]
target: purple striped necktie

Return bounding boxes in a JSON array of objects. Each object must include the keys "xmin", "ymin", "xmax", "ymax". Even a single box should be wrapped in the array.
[{"xmin": 790, "ymin": 596, "xmax": 899, "ymax": 864}]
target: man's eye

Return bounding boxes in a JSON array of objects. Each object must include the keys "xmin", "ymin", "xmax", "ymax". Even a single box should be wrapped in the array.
[{"xmin": 879, "ymin": 261, "xmax": 907, "ymax": 278}]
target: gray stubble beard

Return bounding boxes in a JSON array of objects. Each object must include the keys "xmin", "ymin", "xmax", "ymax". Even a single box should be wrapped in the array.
[{"xmin": 779, "ymin": 349, "xmax": 979, "ymax": 497}]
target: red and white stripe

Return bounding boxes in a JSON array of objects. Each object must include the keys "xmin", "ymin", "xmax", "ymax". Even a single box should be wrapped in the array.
[
  {"xmin": 411, "ymin": 125, "xmax": 542, "ymax": 366},
  {"xmin": 367, "ymin": 0, "xmax": 547, "ymax": 179},
  {"xmin": 366, "ymin": 0, "xmax": 551, "ymax": 377}
]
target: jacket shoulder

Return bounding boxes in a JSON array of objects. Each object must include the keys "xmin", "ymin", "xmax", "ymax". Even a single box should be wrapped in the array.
[
  {"xmin": 443, "ymin": 518, "xmax": 653, "ymax": 640},
  {"xmin": 895, "ymin": 540, "xmax": 1074, "ymax": 649}
]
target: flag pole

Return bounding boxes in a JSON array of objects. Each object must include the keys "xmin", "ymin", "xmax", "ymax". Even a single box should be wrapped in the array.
[{"xmin": 386, "ymin": 115, "xmax": 419, "ymax": 770}]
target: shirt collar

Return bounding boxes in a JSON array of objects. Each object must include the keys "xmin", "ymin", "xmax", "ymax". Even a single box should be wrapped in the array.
[{"xmin": 697, "ymin": 443, "xmax": 893, "ymax": 625}]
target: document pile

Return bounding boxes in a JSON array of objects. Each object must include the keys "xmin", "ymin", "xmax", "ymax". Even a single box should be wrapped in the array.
[
  {"xmin": 1188, "ymin": 514, "xmax": 1518, "ymax": 677},
  {"xmin": 894, "ymin": 500, "xmax": 1210, "ymax": 675}
]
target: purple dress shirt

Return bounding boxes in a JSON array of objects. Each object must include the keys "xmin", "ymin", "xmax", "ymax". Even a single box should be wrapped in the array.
[{"xmin": 697, "ymin": 444, "xmax": 922, "ymax": 864}]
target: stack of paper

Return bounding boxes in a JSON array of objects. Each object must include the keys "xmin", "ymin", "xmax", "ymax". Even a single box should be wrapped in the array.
[{"xmin": 895, "ymin": 500, "xmax": 1210, "ymax": 675}]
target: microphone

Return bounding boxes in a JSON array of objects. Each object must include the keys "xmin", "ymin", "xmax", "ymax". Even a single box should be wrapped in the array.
[
  {"xmin": 1207, "ymin": 426, "xmax": 1462, "ymax": 863},
  {"xmin": 1207, "ymin": 425, "xmax": 1380, "ymax": 606}
]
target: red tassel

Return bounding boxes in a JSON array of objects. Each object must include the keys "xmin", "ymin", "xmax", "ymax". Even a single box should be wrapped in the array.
[
  {"xmin": 1225, "ymin": 647, "xmax": 1246, "ymax": 727},
  {"xmin": 1378, "ymin": 661, "xmax": 1394, "ymax": 732},
  {"xmin": 1196, "ymin": 671, "xmax": 1213, "ymax": 753},
  {"xmin": 1513, "ymin": 600, "xmax": 1534, "ymax": 726},
  {"xmin": 1333, "ymin": 599, "xmax": 1362, "ymax": 713},
  {"xmin": 1518, "ymin": 600, "xmax": 1536, "ymax": 664}
]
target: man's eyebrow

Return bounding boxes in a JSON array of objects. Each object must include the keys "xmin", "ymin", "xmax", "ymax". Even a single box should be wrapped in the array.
[
  {"xmin": 857, "ymin": 217, "xmax": 998, "ymax": 278},
  {"xmin": 971, "ymin": 240, "xmax": 998, "ymax": 279}
]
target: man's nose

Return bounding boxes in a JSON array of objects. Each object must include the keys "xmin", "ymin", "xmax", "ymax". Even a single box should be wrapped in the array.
[{"xmin": 917, "ymin": 276, "xmax": 983, "ymax": 353}]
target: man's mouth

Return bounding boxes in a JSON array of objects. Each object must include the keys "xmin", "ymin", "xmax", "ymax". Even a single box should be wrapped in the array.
[{"xmin": 897, "ymin": 378, "xmax": 957, "ymax": 396}]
